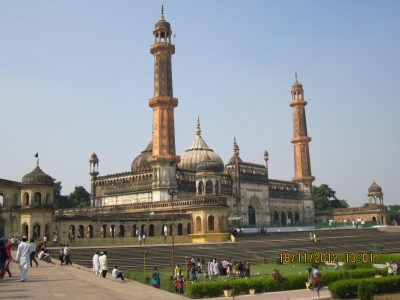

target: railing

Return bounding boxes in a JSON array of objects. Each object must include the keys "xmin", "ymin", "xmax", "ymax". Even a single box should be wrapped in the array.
[{"xmin": 55, "ymin": 195, "xmax": 227, "ymax": 216}]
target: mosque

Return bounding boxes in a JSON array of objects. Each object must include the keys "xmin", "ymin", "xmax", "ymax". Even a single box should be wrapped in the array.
[{"xmin": 0, "ymin": 10, "xmax": 318, "ymax": 242}]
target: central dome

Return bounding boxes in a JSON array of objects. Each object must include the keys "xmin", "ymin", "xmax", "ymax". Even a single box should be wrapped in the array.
[{"xmin": 178, "ymin": 117, "xmax": 224, "ymax": 172}]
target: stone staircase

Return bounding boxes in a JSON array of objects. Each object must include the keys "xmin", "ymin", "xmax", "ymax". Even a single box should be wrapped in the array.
[{"xmin": 48, "ymin": 228, "xmax": 400, "ymax": 272}]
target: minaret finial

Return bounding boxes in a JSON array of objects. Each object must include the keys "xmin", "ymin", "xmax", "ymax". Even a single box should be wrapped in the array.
[
  {"xmin": 161, "ymin": 5, "xmax": 164, "ymax": 19},
  {"xmin": 295, "ymin": 72, "xmax": 298, "ymax": 82},
  {"xmin": 233, "ymin": 136, "xmax": 240, "ymax": 156},
  {"xmin": 196, "ymin": 115, "xmax": 201, "ymax": 136}
]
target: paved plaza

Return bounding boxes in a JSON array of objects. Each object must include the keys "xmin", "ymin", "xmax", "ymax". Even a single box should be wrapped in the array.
[{"xmin": 0, "ymin": 251, "xmax": 332, "ymax": 300}]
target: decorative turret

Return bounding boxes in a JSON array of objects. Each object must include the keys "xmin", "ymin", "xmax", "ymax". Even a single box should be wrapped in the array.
[
  {"xmin": 290, "ymin": 73, "xmax": 314, "ymax": 193},
  {"xmin": 368, "ymin": 180, "xmax": 384, "ymax": 206},
  {"xmin": 89, "ymin": 153, "xmax": 99, "ymax": 207},
  {"xmin": 264, "ymin": 149, "xmax": 269, "ymax": 179},
  {"xmin": 148, "ymin": 7, "xmax": 180, "ymax": 201}
]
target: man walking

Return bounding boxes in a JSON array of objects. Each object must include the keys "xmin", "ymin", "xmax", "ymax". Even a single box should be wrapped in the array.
[
  {"xmin": 16, "ymin": 236, "xmax": 31, "ymax": 282},
  {"xmin": 92, "ymin": 251, "xmax": 101, "ymax": 276},
  {"xmin": 99, "ymin": 251, "xmax": 108, "ymax": 278}
]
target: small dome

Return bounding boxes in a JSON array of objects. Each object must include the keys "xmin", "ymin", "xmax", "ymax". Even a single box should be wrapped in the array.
[
  {"xmin": 179, "ymin": 117, "xmax": 224, "ymax": 172},
  {"xmin": 89, "ymin": 152, "xmax": 99, "ymax": 164},
  {"xmin": 368, "ymin": 181, "xmax": 382, "ymax": 193},
  {"xmin": 22, "ymin": 166, "xmax": 54, "ymax": 186},
  {"xmin": 196, "ymin": 157, "xmax": 224, "ymax": 173},
  {"xmin": 153, "ymin": 7, "xmax": 172, "ymax": 38},
  {"xmin": 131, "ymin": 141, "xmax": 152, "ymax": 172}
]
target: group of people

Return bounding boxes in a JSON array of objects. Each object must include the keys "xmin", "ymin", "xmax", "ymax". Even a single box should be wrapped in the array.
[
  {"xmin": 308, "ymin": 232, "xmax": 318, "ymax": 243},
  {"xmin": 387, "ymin": 261, "xmax": 400, "ymax": 275},
  {"xmin": 58, "ymin": 244, "xmax": 72, "ymax": 266},
  {"xmin": 179, "ymin": 256, "xmax": 251, "ymax": 282},
  {"xmin": 0, "ymin": 235, "xmax": 52, "ymax": 282},
  {"xmin": 92, "ymin": 250, "xmax": 124, "ymax": 280}
]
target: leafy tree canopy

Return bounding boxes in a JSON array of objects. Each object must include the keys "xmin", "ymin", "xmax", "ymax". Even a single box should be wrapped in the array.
[
  {"xmin": 312, "ymin": 184, "xmax": 349, "ymax": 211},
  {"xmin": 69, "ymin": 186, "xmax": 90, "ymax": 208}
]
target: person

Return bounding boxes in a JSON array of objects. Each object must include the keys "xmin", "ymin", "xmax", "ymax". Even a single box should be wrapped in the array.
[
  {"xmin": 1, "ymin": 239, "xmax": 15, "ymax": 278},
  {"xmin": 92, "ymin": 251, "xmax": 101, "ymax": 276},
  {"xmin": 29, "ymin": 238, "xmax": 38, "ymax": 267},
  {"xmin": 174, "ymin": 264, "xmax": 181, "ymax": 278},
  {"xmin": 59, "ymin": 244, "xmax": 65, "ymax": 265},
  {"xmin": 16, "ymin": 236, "xmax": 31, "ymax": 282},
  {"xmin": 64, "ymin": 244, "xmax": 72, "ymax": 266},
  {"xmin": 112, "ymin": 266, "xmax": 125, "ymax": 280},
  {"xmin": 313, "ymin": 233, "xmax": 317, "ymax": 243},
  {"xmin": 142, "ymin": 231, "xmax": 146, "ymax": 245},
  {"xmin": 310, "ymin": 266, "xmax": 320, "ymax": 291},
  {"xmin": 151, "ymin": 267, "xmax": 160, "ymax": 288},
  {"xmin": 334, "ymin": 260, "xmax": 340, "ymax": 271},
  {"xmin": 306, "ymin": 268, "xmax": 312, "ymax": 290},
  {"xmin": 38, "ymin": 249, "xmax": 52, "ymax": 263},
  {"xmin": 99, "ymin": 251, "xmax": 108, "ymax": 278},
  {"xmin": 392, "ymin": 261, "xmax": 398, "ymax": 275},
  {"xmin": 387, "ymin": 262, "xmax": 394, "ymax": 275},
  {"xmin": 175, "ymin": 275, "xmax": 184, "ymax": 294},
  {"xmin": 163, "ymin": 225, "xmax": 168, "ymax": 244},
  {"xmin": 43, "ymin": 236, "xmax": 47, "ymax": 248}
]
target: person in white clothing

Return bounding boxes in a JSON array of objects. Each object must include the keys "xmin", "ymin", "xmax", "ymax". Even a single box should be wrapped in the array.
[
  {"xmin": 16, "ymin": 236, "xmax": 31, "ymax": 282},
  {"xmin": 112, "ymin": 266, "xmax": 125, "ymax": 280},
  {"xmin": 99, "ymin": 251, "xmax": 108, "ymax": 278},
  {"xmin": 92, "ymin": 251, "xmax": 101, "ymax": 276}
]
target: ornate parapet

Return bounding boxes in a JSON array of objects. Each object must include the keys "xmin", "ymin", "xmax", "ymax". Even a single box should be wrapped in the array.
[{"xmin": 55, "ymin": 195, "xmax": 227, "ymax": 217}]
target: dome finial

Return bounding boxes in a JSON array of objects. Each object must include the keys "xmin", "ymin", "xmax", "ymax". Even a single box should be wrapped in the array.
[
  {"xmin": 161, "ymin": 4, "xmax": 164, "ymax": 19},
  {"xmin": 196, "ymin": 115, "xmax": 201, "ymax": 136},
  {"xmin": 294, "ymin": 71, "xmax": 299, "ymax": 84},
  {"xmin": 233, "ymin": 135, "xmax": 240, "ymax": 156}
]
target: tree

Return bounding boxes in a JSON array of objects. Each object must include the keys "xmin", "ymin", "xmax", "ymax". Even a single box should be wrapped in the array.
[
  {"xmin": 388, "ymin": 205, "xmax": 400, "ymax": 225},
  {"xmin": 54, "ymin": 181, "xmax": 70, "ymax": 209},
  {"xmin": 69, "ymin": 186, "xmax": 90, "ymax": 208},
  {"xmin": 312, "ymin": 184, "xmax": 348, "ymax": 211}
]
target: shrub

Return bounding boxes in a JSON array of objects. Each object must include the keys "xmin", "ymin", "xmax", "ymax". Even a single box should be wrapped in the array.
[
  {"xmin": 329, "ymin": 276, "xmax": 400, "ymax": 299},
  {"xmin": 373, "ymin": 254, "xmax": 400, "ymax": 264},
  {"xmin": 186, "ymin": 268, "xmax": 387, "ymax": 298},
  {"xmin": 358, "ymin": 280, "xmax": 373, "ymax": 300}
]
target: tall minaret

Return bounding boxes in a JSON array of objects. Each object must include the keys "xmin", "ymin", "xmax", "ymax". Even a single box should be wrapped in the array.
[
  {"xmin": 89, "ymin": 153, "xmax": 99, "ymax": 207},
  {"xmin": 148, "ymin": 7, "xmax": 180, "ymax": 201},
  {"xmin": 290, "ymin": 73, "xmax": 315, "ymax": 193}
]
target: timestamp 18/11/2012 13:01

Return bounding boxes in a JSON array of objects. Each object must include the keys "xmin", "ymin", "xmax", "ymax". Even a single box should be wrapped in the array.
[{"xmin": 278, "ymin": 252, "xmax": 374, "ymax": 264}]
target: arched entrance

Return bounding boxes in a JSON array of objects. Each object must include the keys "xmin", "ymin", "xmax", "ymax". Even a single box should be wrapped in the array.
[
  {"xmin": 195, "ymin": 216, "xmax": 201, "ymax": 232},
  {"xmin": 177, "ymin": 223, "xmax": 183, "ymax": 236},
  {"xmin": 273, "ymin": 211, "xmax": 279, "ymax": 225},
  {"xmin": 34, "ymin": 192, "xmax": 42, "ymax": 207},
  {"xmin": 22, "ymin": 223, "xmax": 29, "ymax": 237},
  {"xmin": 149, "ymin": 224, "xmax": 154, "ymax": 237},
  {"xmin": 101, "ymin": 225, "xmax": 107, "ymax": 238},
  {"xmin": 280, "ymin": 212, "xmax": 286, "ymax": 226},
  {"xmin": 288, "ymin": 212, "xmax": 294, "ymax": 226},
  {"xmin": 78, "ymin": 225, "xmax": 84, "ymax": 238},
  {"xmin": 45, "ymin": 223, "xmax": 50, "ymax": 238},
  {"xmin": 87, "ymin": 225, "xmax": 93, "ymax": 238},
  {"xmin": 0, "ymin": 216, "xmax": 5, "ymax": 237},
  {"xmin": 208, "ymin": 215, "xmax": 215, "ymax": 231},
  {"xmin": 69, "ymin": 225, "xmax": 75, "ymax": 240},
  {"xmin": 33, "ymin": 223, "xmax": 41, "ymax": 239},
  {"xmin": 295, "ymin": 212, "xmax": 300, "ymax": 224},
  {"xmin": 248, "ymin": 205, "xmax": 256, "ymax": 226},
  {"xmin": 119, "ymin": 225, "xmax": 125, "ymax": 237}
]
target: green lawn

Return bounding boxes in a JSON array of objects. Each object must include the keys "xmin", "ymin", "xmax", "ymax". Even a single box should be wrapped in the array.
[{"xmin": 125, "ymin": 262, "xmax": 335, "ymax": 292}]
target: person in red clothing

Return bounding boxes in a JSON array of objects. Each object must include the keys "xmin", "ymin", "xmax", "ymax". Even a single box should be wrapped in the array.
[{"xmin": 0, "ymin": 240, "xmax": 15, "ymax": 278}]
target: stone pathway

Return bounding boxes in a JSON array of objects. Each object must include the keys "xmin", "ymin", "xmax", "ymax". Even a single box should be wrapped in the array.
[{"xmin": 1, "ymin": 254, "xmax": 331, "ymax": 300}]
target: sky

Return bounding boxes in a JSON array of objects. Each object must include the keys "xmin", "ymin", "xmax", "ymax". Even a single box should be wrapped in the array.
[{"xmin": 0, "ymin": 0, "xmax": 399, "ymax": 206}]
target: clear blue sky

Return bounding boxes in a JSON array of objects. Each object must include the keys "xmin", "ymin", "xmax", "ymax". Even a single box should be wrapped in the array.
[{"xmin": 1, "ymin": 1, "xmax": 399, "ymax": 206}]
